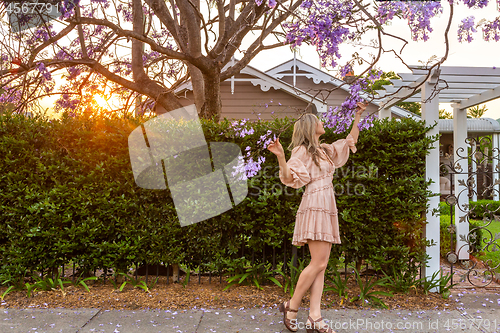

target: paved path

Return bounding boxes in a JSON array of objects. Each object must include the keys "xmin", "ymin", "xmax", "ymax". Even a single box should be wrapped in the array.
[{"xmin": 1, "ymin": 292, "xmax": 499, "ymax": 333}]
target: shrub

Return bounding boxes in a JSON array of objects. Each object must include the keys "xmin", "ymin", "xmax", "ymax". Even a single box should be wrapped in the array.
[{"xmin": 0, "ymin": 110, "xmax": 436, "ymax": 280}]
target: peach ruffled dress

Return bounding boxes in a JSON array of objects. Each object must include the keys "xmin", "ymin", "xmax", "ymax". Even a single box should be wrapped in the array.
[{"xmin": 279, "ymin": 134, "xmax": 357, "ymax": 246}]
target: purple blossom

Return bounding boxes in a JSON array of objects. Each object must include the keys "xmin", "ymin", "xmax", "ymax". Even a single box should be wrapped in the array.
[
  {"xmin": 229, "ymin": 119, "xmax": 256, "ymax": 138},
  {"xmin": 26, "ymin": 25, "xmax": 56, "ymax": 45},
  {"xmin": 367, "ymin": 70, "xmax": 383, "ymax": 83},
  {"xmin": 59, "ymin": 0, "xmax": 80, "ymax": 18},
  {"xmin": 117, "ymin": 3, "xmax": 133, "ymax": 22},
  {"xmin": 0, "ymin": 85, "xmax": 22, "ymax": 104},
  {"xmin": 458, "ymin": 16, "xmax": 477, "ymax": 42},
  {"xmin": 405, "ymin": 2, "xmax": 443, "ymax": 41},
  {"xmin": 340, "ymin": 63, "xmax": 353, "ymax": 78},
  {"xmin": 55, "ymin": 93, "xmax": 80, "ymax": 112},
  {"xmin": 67, "ymin": 66, "xmax": 82, "ymax": 79},
  {"xmin": 36, "ymin": 62, "xmax": 52, "ymax": 81},
  {"xmin": 461, "ymin": 0, "xmax": 489, "ymax": 8},
  {"xmin": 257, "ymin": 130, "xmax": 274, "ymax": 149},
  {"xmin": 321, "ymin": 79, "xmax": 374, "ymax": 134},
  {"xmin": 268, "ymin": 0, "xmax": 277, "ymax": 8},
  {"xmin": 232, "ymin": 154, "xmax": 265, "ymax": 180},
  {"xmin": 283, "ymin": 0, "xmax": 354, "ymax": 68},
  {"xmin": 377, "ymin": 2, "xmax": 443, "ymax": 41},
  {"xmin": 482, "ymin": 18, "xmax": 500, "ymax": 42}
]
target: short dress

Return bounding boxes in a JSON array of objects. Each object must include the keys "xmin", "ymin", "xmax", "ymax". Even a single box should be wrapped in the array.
[{"xmin": 279, "ymin": 134, "xmax": 357, "ymax": 246}]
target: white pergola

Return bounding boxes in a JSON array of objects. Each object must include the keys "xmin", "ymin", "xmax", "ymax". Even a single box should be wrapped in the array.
[{"xmin": 376, "ymin": 66, "xmax": 500, "ymax": 287}]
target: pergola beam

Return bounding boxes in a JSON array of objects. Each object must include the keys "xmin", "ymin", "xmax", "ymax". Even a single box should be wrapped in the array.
[
  {"xmin": 451, "ymin": 85, "xmax": 500, "ymax": 109},
  {"xmin": 390, "ymin": 80, "xmax": 500, "ymax": 90},
  {"xmin": 382, "ymin": 86, "xmax": 492, "ymax": 94},
  {"xmin": 410, "ymin": 66, "xmax": 500, "ymax": 76},
  {"xmin": 398, "ymin": 73, "xmax": 500, "ymax": 84}
]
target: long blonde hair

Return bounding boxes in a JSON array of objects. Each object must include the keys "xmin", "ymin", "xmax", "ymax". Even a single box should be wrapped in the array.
[{"xmin": 288, "ymin": 114, "xmax": 325, "ymax": 169}]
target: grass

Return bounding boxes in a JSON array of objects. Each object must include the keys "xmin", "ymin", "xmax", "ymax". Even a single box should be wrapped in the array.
[{"xmin": 473, "ymin": 219, "xmax": 500, "ymax": 272}]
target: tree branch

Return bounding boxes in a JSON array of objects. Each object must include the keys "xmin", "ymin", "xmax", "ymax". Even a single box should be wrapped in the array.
[{"xmin": 66, "ymin": 17, "xmax": 191, "ymax": 62}]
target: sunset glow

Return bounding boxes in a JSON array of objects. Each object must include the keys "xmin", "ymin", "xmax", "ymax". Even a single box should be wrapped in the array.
[{"xmin": 94, "ymin": 94, "xmax": 108, "ymax": 109}]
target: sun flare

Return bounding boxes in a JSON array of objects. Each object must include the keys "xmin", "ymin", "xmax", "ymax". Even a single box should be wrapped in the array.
[{"xmin": 94, "ymin": 95, "xmax": 108, "ymax": 109}]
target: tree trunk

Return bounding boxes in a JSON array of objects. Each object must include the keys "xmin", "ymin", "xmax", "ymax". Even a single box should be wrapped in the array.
[
  {"xmin": 188, "ymin": 64, "xmax": 205, "ymax": 114},
  {"xmin": 200, "ymin": 71, "xmax": 222, "ymax": 121}
]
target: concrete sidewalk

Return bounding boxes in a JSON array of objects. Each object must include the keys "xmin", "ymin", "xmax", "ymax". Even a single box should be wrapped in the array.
[{"xmin": 1, "ymin": 292, "xmax": 499, "ymax": 333}]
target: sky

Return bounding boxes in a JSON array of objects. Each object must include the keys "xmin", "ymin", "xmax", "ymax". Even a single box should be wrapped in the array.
[{"xmin": 246, "ymin": 1, "xmax": 500, "ymax": 120}]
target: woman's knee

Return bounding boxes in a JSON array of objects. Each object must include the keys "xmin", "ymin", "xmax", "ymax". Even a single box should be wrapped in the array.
[{"xmin": 309, "ymin": 259, "xmax": 328, "ymax": 272}]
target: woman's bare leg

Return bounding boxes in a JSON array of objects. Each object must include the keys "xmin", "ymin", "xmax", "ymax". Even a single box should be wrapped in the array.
[
  {"xmin": 286, "ymin": 240, "xmax": 331, "ymax": 323},
  {"xmin": 309, "ymin": 242, "xmax": 331, "ymax": 319}
]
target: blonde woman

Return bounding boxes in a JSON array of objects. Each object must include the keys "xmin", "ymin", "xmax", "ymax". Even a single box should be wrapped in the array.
[{"xmin": 267, "ymin": 102, "xmax": 367, "ymax": 333}]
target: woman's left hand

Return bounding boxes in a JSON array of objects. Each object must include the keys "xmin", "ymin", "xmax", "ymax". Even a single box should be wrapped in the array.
[{"xmin": 355, "ymin": 102, "xmax": 368, "ymax": 116}]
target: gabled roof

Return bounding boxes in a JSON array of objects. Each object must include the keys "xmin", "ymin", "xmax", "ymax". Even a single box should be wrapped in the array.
[
  {"xmin": 174, "ymin": 61, "xmax": 328, "ymax": 113},
  {"xmin": 266, "ymin": 58, "xmax": 421, "ymax": 120}
]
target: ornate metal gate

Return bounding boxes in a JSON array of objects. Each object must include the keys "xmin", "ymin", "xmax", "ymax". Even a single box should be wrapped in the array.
[{"xmin": 440, "ymin": 136, "xmax": 500, "ymax": 288}]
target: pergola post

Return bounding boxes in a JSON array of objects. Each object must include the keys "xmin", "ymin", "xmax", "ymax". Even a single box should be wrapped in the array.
[
  {"xmin": 493, "ymin": 133, "xmax": 499, "ymax": 200},
  {"xmin": 421, "ymin": 70, "xmax": 441, "ymax": 288},
  {"xmin": 378, "ymin": 106, "xmax": 391, "ymax": 119},
  {"xmin": 453, "ymin": 106, "xmax": 469, "ymax": 260}
]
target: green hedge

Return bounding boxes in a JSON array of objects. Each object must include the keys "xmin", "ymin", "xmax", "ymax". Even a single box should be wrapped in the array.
[
  {"xmin": 0, "ymin": 110, "xmax": 436, "ymax": 279},
  {"xmin": 440, "ymin": 200, "xmax": 500, "ymax": 219}
]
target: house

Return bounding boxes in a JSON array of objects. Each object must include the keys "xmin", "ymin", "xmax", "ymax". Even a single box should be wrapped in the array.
[
  {"xmin": 170, "ymin": 58, "xmax": 418, "ymax": 121},
  {"xmin": 169, "ymin": 58, "xmax": 500, "ymax": 200}
]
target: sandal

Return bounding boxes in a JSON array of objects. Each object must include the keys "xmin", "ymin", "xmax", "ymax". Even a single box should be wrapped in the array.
[
  {"xmin": 306, "ymin": 316, "xmax": 335, "ymax": 333},
  {"xmin": 278, "ymin": 300, "xmax": 298, "ymax": 332}
]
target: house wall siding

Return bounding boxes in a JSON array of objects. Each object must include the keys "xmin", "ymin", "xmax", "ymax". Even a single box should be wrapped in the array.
[{"xmin": 177, "ymin": 81, "xmax": 314, "ymax": 121}]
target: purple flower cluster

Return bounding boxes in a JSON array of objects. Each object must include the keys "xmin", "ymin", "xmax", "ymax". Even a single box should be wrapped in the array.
[
  {"xmin": 232, "ymin": 154, "xmax": 266, "ymax": 180},
  {"xmin": 483, "ymin": 18, "xmax": 500, "ymax": 41},
  {"xmin": 229, "ymin": 119, "xmax": 256, "ymax": 138},
  {"xmin": 36, "ymin": 62, "xmax": 52, "ymax": 81},
  {"xmin": 404, "ymin": 2, "xmax": 443, "ymax": 41},
  {"xmin": 257, "ymin": 130, "xmax": 276, "ymax": 149},
  {"xmin": 117, "ymin": 3, "xmax": 133, "ymax": 22},
  {"xmin": 26, "ymin": 25, "xmax": 56, "ymax": 46},
  {"xmin": 284, "ymin": 0, "xmax": 354, "ymax": 68},
  {"xmin": 112, "ymin": 60, "xmax": 133, "ymax": 76},
  {"xmin": 461, "ymin": 0, "xmax": 489, "ymax": 8},
  {"xmin": 358, "ymin": 112, "xmax": 377, "ymax": 131},
  {"xmin": 54, "ymin": 93, "xmax": 80, "ymax": 112},
  {"xmin": 59, "ymin": 0, "xmax": 80, "ymax": 18},
  {"xmin": 0, "ymin": 85, "xmax": 22, "ymax": 105},
  {"xmin": 377, "ymin": 1, "xmax": 406, "ymax": 25},
  {"xmin": 142, "ymin": 51, "xmax": 162, "ymax": 66},
  {"xmin": 254, "ymin": 0, "xmax": 278, "ymax": 8},
  {"xmin": 458, "ymin": 16, "xmax": 477, "ymax": 43},
  {"xmin": 321, "ymin": 78, "xmax": 375, "ymax": 134},
  {"xmin": 377, "ymin": 2, "xmax": 443, "ymax": 41},
  {"xmin": 228, "ymin": 124, "xmax": 276, "ymax": 179},
  {"xmin": 339, "ymin": 63, "xmax": 353, "ymax": 78},
  {"xmin": 67, "ymin": 66, "xmax": 82, "ymax": 80}
]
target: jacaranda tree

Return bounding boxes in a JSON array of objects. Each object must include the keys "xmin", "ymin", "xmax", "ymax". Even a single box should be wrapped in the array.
[{"xmin": 0, "ymin": 0, "xmax": 499, "ymax": 122}]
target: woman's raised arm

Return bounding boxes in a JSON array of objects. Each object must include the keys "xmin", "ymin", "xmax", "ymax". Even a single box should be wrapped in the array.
[
  {"xmin": 349, "ymin": 102, "xmax": 368, "ymax": 143},
  {"xmin": 267, "ymin": 138, "xmax": 293, "ymax": 184}
]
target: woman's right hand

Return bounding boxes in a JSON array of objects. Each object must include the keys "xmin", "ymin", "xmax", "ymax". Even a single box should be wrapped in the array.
[{"xmin": 267, "ymin": 138, "xmax": 285, "ymax": 158}]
